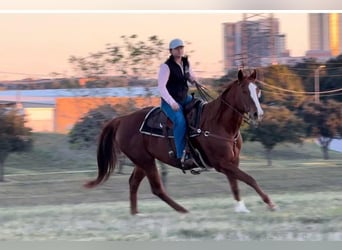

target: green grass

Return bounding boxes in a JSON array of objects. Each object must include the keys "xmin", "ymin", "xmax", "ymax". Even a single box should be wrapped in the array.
[
  {"xmin": 5, "ymin": 133, "xmax": 97, "ymax": 174},
  {"xmin": 0, "ymin": 192, "xmax": 341, "ymax": 240},
  {"xmin": 5, "ymin": 133, "xmax": 342, "ymax": 174},
  {"xmin": 240, "ymin": 138, "xmax": 342, "ymax": 161},
  {"xmin": 1, "ymin": 133, "xmax": 341, "ymax": 240}
]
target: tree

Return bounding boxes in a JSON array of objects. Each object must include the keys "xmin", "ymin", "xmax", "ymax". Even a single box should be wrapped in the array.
[
  {"xmin": 68, "ymin": 102, "xmax": 139, "ymax": 174},
  {"xmin": 301, "ymin": 100, "xmax": 342, "ymax": 159},
  {"xmin": 69, "ymin": 101, "xmax": 136, "ymax": 143},
  {"xmin": 320, "ymin": 55, "xmax": 342, "ymax": 102},
  {"xmin": 69, "ymin": 34, "xmax": 168, "ymax": 79},
  {"xmin": 259, "ymin": 65, "xmax": 307, "ymax": 111},
  {"xmin": 243, "ymin": 105, "xmax": 305, "ymax": 166},
  {"xmin": 117, "ymin": 34, "xmax": 167, "ymax": 78},
  {"xmin": 290, "ymin": 55, "xmax": 342, "ymax": 103},
  {"xmin": 69, "ymin": 51, "xmax": 109, "ymax": 78},
  {"xmin": 68, "ymin": 104, "xmax": 119, "ymax": 149},
  {"xmin": 0, "ymin": 108, "xmax": 33, "ymax": 182},
  {"xmin": 290, "ymin": 57, "xmax": 320, "ymax": 94}
]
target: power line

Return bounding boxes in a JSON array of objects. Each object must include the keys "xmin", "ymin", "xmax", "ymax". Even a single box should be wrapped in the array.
[
  {"xmin": 261, "ymin": 88, "xmax": 342, "ymax": 98},
  {"xmin": 229, "ymin": 66, "xmax": 342, "ymax": 77},
  {"xmin": 288, "ymin": 66, "xmax": 342, "ymax": 71},
  {"xmin": 257, "ymin": 79, "xmax": 342, "ymax": 95},
  {"xmin": 0, "ymin": 70, "xmax": 53, "ymax": 77},
  {"xmin": 258, "ymin": 71, "xmax": 342, "ymax": 77}
]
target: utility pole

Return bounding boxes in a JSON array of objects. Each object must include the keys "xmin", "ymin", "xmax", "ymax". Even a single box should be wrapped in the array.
[{"xmin": 314, "ymin": 65, "xmax": 326, "ymax": 103}]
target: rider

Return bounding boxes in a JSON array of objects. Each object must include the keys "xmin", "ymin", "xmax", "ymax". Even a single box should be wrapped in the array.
[{"xmin": 157, "ymin": 38, "xmax": 196, "ymax": 169}]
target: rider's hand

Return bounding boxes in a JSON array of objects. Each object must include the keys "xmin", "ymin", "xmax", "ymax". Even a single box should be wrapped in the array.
[
  {"xmin": 188, "ymin": 76, "xmax": 196, "ymax": 85},
  {"xmin": 171, "ymin": 102, "xmax": 180, "ymax": 111}
]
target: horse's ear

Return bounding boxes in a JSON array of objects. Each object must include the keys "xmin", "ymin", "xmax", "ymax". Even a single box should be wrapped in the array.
[
  {"xmin": 238, "ymin": 70, "xmax": 244, "ymax": 83},
  {"xmin": 250, "ymin": 69, "xmax": 257, "ymax": 80}
]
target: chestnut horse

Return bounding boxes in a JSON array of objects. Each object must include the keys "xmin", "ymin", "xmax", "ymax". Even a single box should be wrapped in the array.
[{"xmin": 84, "ymin": 69, "xmax": 277, "ymax": 214}]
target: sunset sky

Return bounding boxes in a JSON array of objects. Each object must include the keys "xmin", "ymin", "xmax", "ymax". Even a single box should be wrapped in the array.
[
  {"xmin": 0, "ymin": 1, "xmax": 340, "ymax": 80},
  {"xmin": 0, "ymin": 12, "xmax": 312, "ymax": 80}
]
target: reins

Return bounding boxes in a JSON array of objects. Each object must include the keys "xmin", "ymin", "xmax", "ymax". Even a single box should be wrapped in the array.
[
  {"xmin": 194, "ymin": 81, "xmax": 212, "ymax": 102},
  {"xmin": 187, "ymin": 81, "xmax": 251, "ymax": 142},
  {"xmin": 194, "ymin": 81, "xmax": 251, "ymax": 125}
]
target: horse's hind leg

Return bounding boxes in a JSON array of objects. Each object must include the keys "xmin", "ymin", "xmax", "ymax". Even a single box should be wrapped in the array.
[
  {"xmin": 226, "ymin": 175, "xmax": 250, "ymax": 213},
  {"xmin": 129, "ymin": 166, "xmax": 146, "ymax": 215},
  {"xmin": 224, "ymin": 168, "xmax": 276, "ymax": 210},
  {"xmin": 144, "ymin": 164, "xmax": 189, "ymax": 214}
]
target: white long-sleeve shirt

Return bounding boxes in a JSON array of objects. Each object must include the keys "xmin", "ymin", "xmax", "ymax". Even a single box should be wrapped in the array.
[{"xmin": 157, "ymin": 62, "xmax": 196, "ymax": 106}]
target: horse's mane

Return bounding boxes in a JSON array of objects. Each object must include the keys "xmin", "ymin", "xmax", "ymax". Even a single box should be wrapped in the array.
[
  {"xmin": 220, "ymin": 79, "xmax": 237, "ymax": 98},
  {"xmin": 215, "ymin": 79, "xmax": 238, "ymax": 122}
]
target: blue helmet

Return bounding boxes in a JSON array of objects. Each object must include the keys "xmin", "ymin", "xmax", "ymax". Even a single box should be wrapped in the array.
[{"xmin": 169, "ymin": 38, "xmax": 184, "ymax": 49}]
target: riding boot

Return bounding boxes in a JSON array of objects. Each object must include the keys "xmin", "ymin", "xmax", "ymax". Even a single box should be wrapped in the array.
[
  {"xmin": 175, "ymin": 159, "xmax": 185, "ymax": 174},
  {"xmin": 175, "ymin": 159, "xmax": 193, "ymax": 174},
  {"xmin": 182, "ymin": 158, "xmax": 195, "ymax": 170},
  {"xmin": 180, "ymin": 150, "xmax": 195, "ymax": 170}
]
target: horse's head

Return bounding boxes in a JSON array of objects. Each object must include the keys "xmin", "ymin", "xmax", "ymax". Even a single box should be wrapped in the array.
[
  {"xmin": 236, "ymin": 69, "xmax": 263, "ymax": 125},
  {"xmin": 217, "ymin": 69, "xmax": 263, "ymax": 126}
]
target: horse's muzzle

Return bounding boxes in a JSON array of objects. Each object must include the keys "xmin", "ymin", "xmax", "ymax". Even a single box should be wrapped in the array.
[{"xmin": 249, "ymin": 111, "xmax": 263, "ymax": 126}]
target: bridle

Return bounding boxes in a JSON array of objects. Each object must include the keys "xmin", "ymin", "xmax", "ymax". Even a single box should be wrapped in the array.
[
  {"xmin": 195, "ymin": 81, "xmax": 254, "ymax": 125},
  {"xmin": 187, "ymin": 81, "xmax": 256, "ymax": 142}
]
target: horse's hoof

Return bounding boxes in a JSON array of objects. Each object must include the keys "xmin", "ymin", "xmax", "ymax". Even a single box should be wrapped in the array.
[
  {"xmin": 179, "ymin": 209, "xmax": 189, "ymax": 214},
  {"xmin": 234, "ymin": 200, "xmax": 250, "ymax": 213},
  {"xmin": 134, "ymin": 213, "xmax": 148, "ymax": 217},
  {"xmin": 268, "ymin": 203, "xmax": 278, "ymax": 211}
]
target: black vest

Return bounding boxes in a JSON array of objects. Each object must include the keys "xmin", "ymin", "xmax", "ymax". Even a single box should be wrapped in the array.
[{"xmin": 165, "ymin": 56, "xmax": 190, "ymax": 103}]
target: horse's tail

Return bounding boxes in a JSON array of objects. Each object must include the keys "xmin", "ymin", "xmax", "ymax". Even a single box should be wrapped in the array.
[{"xmin": 84, "ymin": 118, "xmax": 120, "ymax": 188}]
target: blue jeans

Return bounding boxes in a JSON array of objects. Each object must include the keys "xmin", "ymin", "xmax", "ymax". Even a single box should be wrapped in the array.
[{"xmin": 161, "ymin": 95, "xmax": 192, "ymax": 159}]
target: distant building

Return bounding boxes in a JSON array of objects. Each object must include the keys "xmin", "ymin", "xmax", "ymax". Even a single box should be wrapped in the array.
[
  {"xmin": 259, "ymin": 56, "xmax": 304, "ymax": 67},
  {"xmin": 223, "ymin": 15, "xmax": 288, "ymax": 72},
  {"xmin": 0, "ymin": 100, "xmax": 54, "ymax": 132},
  {"xmin": 307, "ymin": 13, "xmax": 342, "ymax": 59},
  {"xmin": 305, "ymin": 50, "xmax": 332, "ymax": 62},
  {"xmin": 23, "ymin": 102, "xmax": 55, "ymax": 132},
  {"xmin": 0, "ymin": 87, "xmax": 160, "ymax": 134},
  {"xmin": 55, "ymin": 96, "xmax": 159, "ymax": 133}
]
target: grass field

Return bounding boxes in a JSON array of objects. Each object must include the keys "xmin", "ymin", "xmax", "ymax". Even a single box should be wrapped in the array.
[
  {"xmin": 1, "ymin": 192, "xmax": 341, "ymax": 241},
  {"xmin": 0, "ymin": 133, "xmax": 341, "ymax": 240}
]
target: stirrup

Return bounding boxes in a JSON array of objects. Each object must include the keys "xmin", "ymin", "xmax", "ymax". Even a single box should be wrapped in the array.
[
  {"xmin": 168, "ymin": 150, "xmax": 175, "ymax": 158},
  {"xmin": 182, "ymin": 158, "xmax": 195, "ymax": 170},
  {"xmin": 190, "ymin": 169, "xmax": 201, "ymax": 175},
  {"xmin": 175, "ymin": 158, "xmax": 194, "ymax": 174}
]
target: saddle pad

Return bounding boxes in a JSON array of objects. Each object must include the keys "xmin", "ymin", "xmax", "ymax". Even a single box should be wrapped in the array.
[
  {"xmin": 139, "ymin": 107, "xmax": 174, "ymax": 138},
  {"xmin": 139, "ymin": 99, "xmax": 206, "ymax": 138}
]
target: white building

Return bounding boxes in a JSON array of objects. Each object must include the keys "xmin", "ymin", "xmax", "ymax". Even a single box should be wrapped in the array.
[{"xmin": 308, "ymin": 13, "xmax": 342, "ymax": 57}]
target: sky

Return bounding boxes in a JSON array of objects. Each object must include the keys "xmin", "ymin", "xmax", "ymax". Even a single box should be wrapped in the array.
[
  {"xmin": 0, "ymin": 0, "xmax": 339, "ymax": 10},
  {"xmin": 0, "ymin": 12, "xmax": 311, "ymax": 80}
]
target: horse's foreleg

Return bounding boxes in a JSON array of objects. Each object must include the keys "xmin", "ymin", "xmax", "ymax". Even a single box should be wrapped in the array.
[
  {"xmin": 129, "ymin": 166, "xmax": 146, "ymax": 215},
  {"xmin": 226, "ymin": 175, "xmax": 250, "ymax": 213},
  {"xmin": 224, "ymin": 168, "xmax": 276, "ymax": 211},
  {"xmin": 145, "ymin": 165, "xmax": 188, "ymax": 213}
]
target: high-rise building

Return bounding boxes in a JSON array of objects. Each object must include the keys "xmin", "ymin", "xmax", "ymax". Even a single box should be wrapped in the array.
[
  {"xmin": 223, "ymin": 15, "xmax": 287, "ymax": 73},
  {"xmin": 307, "ymin": 13, "xmax": 342, "ymax": 58}
]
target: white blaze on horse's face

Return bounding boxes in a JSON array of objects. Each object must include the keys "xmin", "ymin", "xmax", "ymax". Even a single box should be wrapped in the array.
[{"xmin": 248, "ymin": 82, "xmax": 264, "ymax": 121}]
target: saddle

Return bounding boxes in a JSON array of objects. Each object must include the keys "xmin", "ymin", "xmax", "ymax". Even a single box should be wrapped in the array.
[
  {"xmin": 139, "ymin": 96, "xmax": 209, "ymax": 173},
  {"xmin": 139, "ymin": 97, "xmax": 204, "ymax": 138}
]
